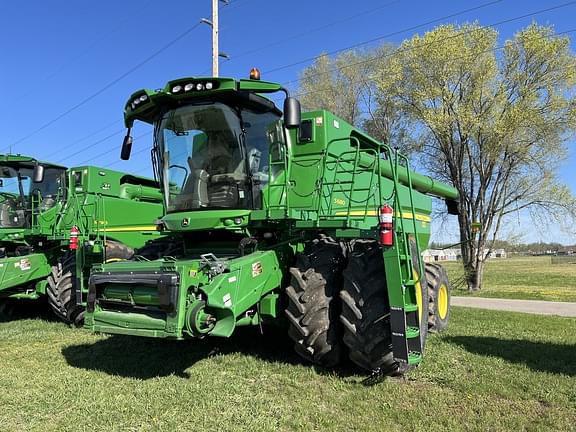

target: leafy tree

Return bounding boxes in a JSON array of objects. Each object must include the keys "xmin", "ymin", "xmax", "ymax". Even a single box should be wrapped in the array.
[
  {"xmin": 298, "ymin": 46, "xmax": 414, "ymax": 151},
  {"xmin": 376, "ymin": 23, "xmax": 576, "ymax": 290}
]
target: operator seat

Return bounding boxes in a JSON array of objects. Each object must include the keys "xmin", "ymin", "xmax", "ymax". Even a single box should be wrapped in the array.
[
  {"xmin": 205, "ymin": 136, "xmax": 245, "ymax": 208},
  {"xmin": 172, "ymin": 157, "xmax": 209, "ymax": 210}
]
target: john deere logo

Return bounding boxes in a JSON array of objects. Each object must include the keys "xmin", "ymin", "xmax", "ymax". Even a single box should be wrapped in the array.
[{"xmin": 181, "ymin": 218, "xmax": 190, "ymax": 227}]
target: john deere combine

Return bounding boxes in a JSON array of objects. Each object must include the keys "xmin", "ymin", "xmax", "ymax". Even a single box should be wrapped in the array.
[
  {"xmin": 85, "ymin": 73, "xmax": 456, "ymax": 374},
  {"xmin": 0, "ymin": 154, "xmax": 164, "ymax": 324}
]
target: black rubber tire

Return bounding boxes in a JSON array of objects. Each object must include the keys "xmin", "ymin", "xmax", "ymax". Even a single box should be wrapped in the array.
[
  {"xmin": 340, "ymin": 240, "xmax": 429, "ymax": 375},
  {"xmin": 0, "ymin": 299, "xmax": 15, "ymax": 321},
  {"xmin": 135, "ymin": 238, "xmax": 183, "ymax": 261},
  {"xmin": 285, "ymin": 236, "xmax": 345, "ymax": 368},
  {"xmin": 425, "ymin": 263, "xmax": 451, "ymax": 333},
  {"xmin": 340, "ymin": 240, "xmax": 397, "ymax": 373},
  {"xmin": 47, "ymin": 240, "xmax": 133, "ymax": 326}
]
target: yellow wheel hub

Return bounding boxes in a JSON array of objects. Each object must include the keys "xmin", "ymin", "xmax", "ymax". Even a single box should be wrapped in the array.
[{"xmin": 438, "ymin": 284, "xmax": 448, "ymax": 320}]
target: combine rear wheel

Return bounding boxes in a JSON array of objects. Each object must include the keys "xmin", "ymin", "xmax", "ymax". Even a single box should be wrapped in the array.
[
  {"xmin": 47, "ymin": 240, "xmax": 133, "ymax": 326},
  {"xmin": 340, "ymin": 240, "xmax": 428, "ymax": 375},
  {"xmin": 425, "ymin": 263, "xmax": 451, "ymax": 332},
  {"xmin": 285, "ymin": 236, "xmax": 345, "ymax": 368},
  {"xmin": 340, "ymin": 240, "xmax": 396, "ymax": 373}
]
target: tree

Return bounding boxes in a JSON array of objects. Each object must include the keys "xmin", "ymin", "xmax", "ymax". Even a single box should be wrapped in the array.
[
  {"xmin": 375, "ymin": 23, "xmax": 576, "ymax": 290},
  {"xmin": 298, "ymin": 46, "xmax": 414, "ymax": 152}
]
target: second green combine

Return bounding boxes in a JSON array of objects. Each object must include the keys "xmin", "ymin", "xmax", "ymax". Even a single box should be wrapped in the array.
[
  {"xmin": 85, "ymin": 72, "xmax": 456, "ymax": 374},
  {"xmin": 0, "ymin": 155, "xmax": 164, "ymax": 324}
]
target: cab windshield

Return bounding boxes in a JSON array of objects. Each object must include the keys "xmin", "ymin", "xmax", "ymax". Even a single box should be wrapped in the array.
[
  {"xmin": 0, "ymin": 166, "xmax": 64, "ymax": 228},
  {"xmin": 156, "ymin": 102, "xmax": 279, "ymax": 213}
]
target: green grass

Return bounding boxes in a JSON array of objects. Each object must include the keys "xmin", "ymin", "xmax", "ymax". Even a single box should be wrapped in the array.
[
  {"xmin": 1, "ymin": 308, "xmax": 575, "ymax": 431},
  {"xmin": 441, "ymin": 256, "xmax": 576, "ymax": 302}
]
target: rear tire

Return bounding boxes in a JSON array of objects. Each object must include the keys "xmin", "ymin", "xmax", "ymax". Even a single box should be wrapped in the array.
[
  {"xmin": 425, "ymin": 263, "xmax": 451, "ymax": 333},
  {"xmin": 340, "ymin": 240, "xmax": 397, "ymax": 373},
  {"xmin": 340, "ymin": 240, "xmax": 429, "ymax": 375},
  {"xmin": 285, "ymin": 236, "xmax": 345, "ymax": 368},
  {"xmin": 47, "ymin": 240, "xmax": 133, "ymax": 326}
]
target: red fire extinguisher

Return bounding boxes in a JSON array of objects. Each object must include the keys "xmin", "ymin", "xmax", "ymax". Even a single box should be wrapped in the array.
[
  {"xmin": 379, "ymin": 204, "xmax": 393, "ymax": 246},
  {"xmin": 69, "ymin": 226, "xmax": 79, "ymax": 250}
]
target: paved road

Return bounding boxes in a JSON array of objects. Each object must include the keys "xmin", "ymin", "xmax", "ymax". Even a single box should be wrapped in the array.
[{"xmin": 452, "ymin": 296, "xmax": 576, "ymax": 317}]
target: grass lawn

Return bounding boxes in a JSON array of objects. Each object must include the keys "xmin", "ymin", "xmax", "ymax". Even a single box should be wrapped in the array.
[
  {"xmin": 441, "ymin": 256, "xmax": 576, "ymax": 302},
  {"xmin": 0, "ymin": 307, "xmax": 574, "ymax": 431}
]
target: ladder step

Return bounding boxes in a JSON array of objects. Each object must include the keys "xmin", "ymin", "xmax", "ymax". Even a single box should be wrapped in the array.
[
  {"xmin": 404, "ymin": 304, "xmax": 418, "ymax": 312},
  {"xmin": 406, "ymin": 326, "xmax": 420, "ymax": 338},
  {"xmin": 407, "ymin": 352, "xmax": 422, "ymax": 365}
]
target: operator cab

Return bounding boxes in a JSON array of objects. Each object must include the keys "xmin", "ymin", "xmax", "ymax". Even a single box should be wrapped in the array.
[
  {"xmin": 157, "ymin": 101, "xmax": 281, "ymax": 213},
  {"xmin": 121, "ymin": 72, "xmax": 301, "ymax": 217},
  {"xmin": 0, "ymin": 159, "xmax": 66, "ymax": 228}
]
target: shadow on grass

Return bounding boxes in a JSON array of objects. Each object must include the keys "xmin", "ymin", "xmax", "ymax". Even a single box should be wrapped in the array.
[
  {"xmin": 445, "ymin": 336, "xmax": 576, "ymax": 376},
  {"xmin": 0, "ymin": 298, "xmax": 58, "ymax": 323},
  {"xmin": 62, "ymin": 326, "xmax": 360, "ymax": 380}
]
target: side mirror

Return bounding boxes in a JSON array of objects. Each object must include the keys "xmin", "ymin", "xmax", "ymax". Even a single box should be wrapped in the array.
[
  {"xmin": 121, "ymin": 134, "xmax": 133, "ymax": 160},
  {"xmin": 283, "ymin": 97, "xmax": 301, "ymax": 129},
  {"xmin": 33, "ymin": 164, "xmax": 45, "ymax": 183}
]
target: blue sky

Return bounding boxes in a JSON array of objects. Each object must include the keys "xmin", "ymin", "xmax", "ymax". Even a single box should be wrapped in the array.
[{"xmin": 0, "ymin": 0, "xmax": 574, "ymax": 244}]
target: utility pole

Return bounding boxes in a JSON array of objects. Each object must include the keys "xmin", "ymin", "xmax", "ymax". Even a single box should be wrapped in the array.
[
  {"xmin": 212, "ymin": 0, "xmax": 219, "ymax": 77},
  {"xmin": 202, "ymin": 0, "xmax": 228, "ymax": 77}
]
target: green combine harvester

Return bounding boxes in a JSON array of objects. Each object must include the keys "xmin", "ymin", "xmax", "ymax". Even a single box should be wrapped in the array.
[
  {"xmin": 85, "ymin": 72, "xmax": 457, "ymax": 374},
  {"xmin": 0, "ymin": 154, "xmax": 164, "ymax": 324}
]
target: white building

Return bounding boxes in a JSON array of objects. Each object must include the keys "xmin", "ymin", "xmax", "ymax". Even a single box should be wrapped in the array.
[{"xmin": 422, "ymin": 249, "xmax": 459, "ymax": 262}]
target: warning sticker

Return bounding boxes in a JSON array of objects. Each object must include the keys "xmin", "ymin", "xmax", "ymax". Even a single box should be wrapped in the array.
[
  {"xmin": 19, "ymin": 258, "xmax": 31, "ymax": 271},
  {"xmin": 252, "ymin": 262, "xmax": 263, "ymax": 278}
]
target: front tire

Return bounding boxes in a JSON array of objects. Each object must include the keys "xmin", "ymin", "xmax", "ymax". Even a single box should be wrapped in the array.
[
  {"xmin": 285, "ymin": 236, "xmax": 345, "ymax": 368},
  {"xmin": 47, "ymin": 240, "xmax": 133, "ymax": 326}
]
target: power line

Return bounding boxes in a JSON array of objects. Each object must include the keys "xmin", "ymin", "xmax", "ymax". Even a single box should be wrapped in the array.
[
  {"xmin": 54, "ymin": 20, "xmax": 576, "ymax": 179},
  {"xmin": 264, "ymin": 0, "xmax": 505, "ymax": 76},
  {"xmin": 8, "ymin": 21, "xmax": 204, "ymax": 149},
  {"xmin": 77, "ymin": 131, "xmax": 150, "ymax": 166},
  {"xmin": 293, "ymin": 26, "xmax": 576, "ymax": 99},
  {"xmin": 17, "ymin": 1, "xmax": 574, "ymax": 171},
  {"xmin": 8, "ymin": 0, "xmax": 492, "ymax": 161},
  {"xmin": 54, "ymin": 129, "xmax": 126, "ymax": 164},
  {"xmin": 35, "ymin": 0, "xmax": 246, "ymax": 162},
  {"xmin": 201, "ymin": 0, "xmax": 403, "ymax": 74},
  {"xmin": 104, "ymin": 144, "xmax": 152, "ymax": 170},
  {"xmin": 11, "ymin": 1, "xmax": 156, "ymax": 105},
  {"xmin": 284, "ymin": 1, "xmax": 576, "ymax": 92}
]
